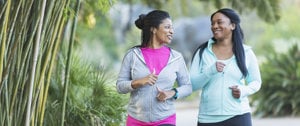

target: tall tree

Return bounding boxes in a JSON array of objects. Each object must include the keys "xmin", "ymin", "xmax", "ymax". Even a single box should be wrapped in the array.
[
  {"xmin": 121, "ymin": 0, "xmax": 281, "ymax": 23},
  {"xmin": 0, "ymin": 0, "xmax": 71, "ymax": 125}
]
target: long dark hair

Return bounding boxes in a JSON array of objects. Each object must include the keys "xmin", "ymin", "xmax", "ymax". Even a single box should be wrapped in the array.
[
  {"xmin": 134, "ymin": 10, "xmax": 170, "ymax": 47},
  {"xmin": 192, "ymin": 8, "xmax": 248, "ymax": 77}
]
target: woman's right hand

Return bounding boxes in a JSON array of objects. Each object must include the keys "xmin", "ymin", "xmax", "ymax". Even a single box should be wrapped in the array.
[
  {"xmin": 131, "ymin": 73, "xmax": 158, "ymax": 89},
  {"xmin": 216, "ymin": 61, "xmax": 226, "ymax": 72}
]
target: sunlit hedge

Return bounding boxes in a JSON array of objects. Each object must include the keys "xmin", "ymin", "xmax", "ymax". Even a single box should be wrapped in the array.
[{"xmin": 251, "ymin": 44, "xmax": 300, "ymax": 117}]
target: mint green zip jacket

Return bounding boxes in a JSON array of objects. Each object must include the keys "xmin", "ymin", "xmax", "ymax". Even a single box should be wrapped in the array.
[{"xmin": 190, "ymin": 39, "xmax": 262, "ymax": 122}]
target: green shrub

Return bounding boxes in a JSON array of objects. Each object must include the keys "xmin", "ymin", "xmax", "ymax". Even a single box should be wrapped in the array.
[
  {"xmin": 44, "ymin": 55, "xmax": 127, "ymax": 126},
  {"xmin": 251, "ymin": 44, "xmax": 300, "ymax": 117}
]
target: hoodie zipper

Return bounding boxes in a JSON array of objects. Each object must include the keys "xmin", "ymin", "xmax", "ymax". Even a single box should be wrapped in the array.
[{"xmin": 132, "ymin": 48, "xmax": 181, "ymax": 121}]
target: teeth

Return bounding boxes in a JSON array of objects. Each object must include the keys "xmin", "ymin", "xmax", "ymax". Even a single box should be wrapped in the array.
[{"xmin": 213, "ymin": 31, "xmax": 219, "ymax": 34}]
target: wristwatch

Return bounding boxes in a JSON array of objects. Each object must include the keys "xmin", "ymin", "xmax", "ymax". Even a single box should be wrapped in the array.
[{"xmin": 172, "ymin": 88, "xmax": 178, "ymax": 100}]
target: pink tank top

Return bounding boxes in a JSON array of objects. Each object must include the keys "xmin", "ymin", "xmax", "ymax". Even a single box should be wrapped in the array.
[{"xmin": 141, "ymin": 46, "xmax": 170, "ymax": 75}]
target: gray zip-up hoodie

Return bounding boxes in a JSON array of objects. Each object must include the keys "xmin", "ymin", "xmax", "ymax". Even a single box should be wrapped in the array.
[{"xmin": 116, "ymin": 47, "xmax": 192, "ymax": 122}]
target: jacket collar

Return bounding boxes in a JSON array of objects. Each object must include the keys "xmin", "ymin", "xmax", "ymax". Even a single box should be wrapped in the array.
[
  {"xmin": 207, "ymin": 38, "xmax": 252, "ymax": 54},
  {"xmin": 132, "ymin": 47, "xmax": 181, "ymax": 65}
]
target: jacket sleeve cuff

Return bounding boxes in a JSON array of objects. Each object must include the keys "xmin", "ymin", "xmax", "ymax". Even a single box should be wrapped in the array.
[{"xmin": 238, "ymin": 85, "xmax": 247, "ymax": 99}]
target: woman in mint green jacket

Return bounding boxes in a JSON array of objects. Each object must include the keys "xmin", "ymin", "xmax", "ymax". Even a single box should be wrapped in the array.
[{"xmin": 190, "ymin": 8, "xmax": 262, "ymax": 126}]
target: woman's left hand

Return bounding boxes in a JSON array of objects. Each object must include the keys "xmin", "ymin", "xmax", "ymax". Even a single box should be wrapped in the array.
[
  {"xmin": 229, "ymin": 85, "xmax": 240, "ymax": 98},
  {"xmin": 156, "ymin": 86, "xmax": 175, "ymax": 102}
]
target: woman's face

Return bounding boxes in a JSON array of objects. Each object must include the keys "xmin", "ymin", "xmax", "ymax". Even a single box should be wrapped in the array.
[
  {"xmin": 211, "ymin": 12, "xmax": 235, "ymax": 41},
  {"xmin": 152, "ymin": 18, "xmax": 174, "ymax": 45}
]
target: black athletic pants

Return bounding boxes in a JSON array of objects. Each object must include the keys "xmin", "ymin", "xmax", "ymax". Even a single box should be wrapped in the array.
[{"xmin": 197, "ymin": 113, "xmax": 252, "ymax": 126}]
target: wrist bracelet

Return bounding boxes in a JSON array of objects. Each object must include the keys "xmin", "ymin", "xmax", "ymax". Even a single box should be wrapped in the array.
[{"xmin": 172, "ymin": 88, "xmax": 178, "ymax": 100}]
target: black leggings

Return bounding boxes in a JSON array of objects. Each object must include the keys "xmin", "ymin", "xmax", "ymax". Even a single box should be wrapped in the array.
[{"xmin": 197, "ymin": 113, "xmax": 252, "ymax": 126}]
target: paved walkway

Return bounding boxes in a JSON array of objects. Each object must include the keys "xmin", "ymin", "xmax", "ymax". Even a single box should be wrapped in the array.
[{"xmin": 175, "ymin": 100, "xmax": 300, "ymax": 126}]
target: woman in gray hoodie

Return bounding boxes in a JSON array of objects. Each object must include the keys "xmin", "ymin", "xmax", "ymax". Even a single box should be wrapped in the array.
[{"xmin": 116, "ymin": 10, "xmax": 192, "ymax": 126}]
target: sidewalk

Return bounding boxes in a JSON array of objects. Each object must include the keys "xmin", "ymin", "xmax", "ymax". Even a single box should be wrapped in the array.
[{"xmin": 175, "ymin": 100, "xmax": 300, "ymax": 126}]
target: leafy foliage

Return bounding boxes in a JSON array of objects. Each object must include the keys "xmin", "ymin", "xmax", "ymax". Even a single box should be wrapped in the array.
[
  {"xmin": 251, "ymin": 44, "xmax": 300, "ymax": 117},
  {"xmin": 45, "ymin": 54, "xmax": 127, "ymax": 126},
  {"xmin": 0, "ymin": 0, "xmax": 70, "ymax": 125},
  {"xmin": 0, "ymin": 0, "xmax": 123, "ymax": 125},
  {"xmin": 253, "ymin": 3, "xmax": 300, "ymax": 55},
  {"xmin": 80, "ymin": 0, "xmax": 115, "ymax": 27},
  {"xmin": 199, "ymin": 0, "xmax": 281, "ymax": 24}
]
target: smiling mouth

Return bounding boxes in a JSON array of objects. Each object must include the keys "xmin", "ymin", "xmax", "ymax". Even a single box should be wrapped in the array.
[
  {"xmin": 213, "ymin": 30, "xmax": 221, "ymax": 33},
  {"xmin": 167, "ymin": 35, "xmax": 173, "ymax": 40}
]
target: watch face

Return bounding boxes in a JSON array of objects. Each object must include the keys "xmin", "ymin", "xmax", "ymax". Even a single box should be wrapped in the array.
[{"xmin": 172, "ymin": 88, "xmax": 178, "ymax": 99}]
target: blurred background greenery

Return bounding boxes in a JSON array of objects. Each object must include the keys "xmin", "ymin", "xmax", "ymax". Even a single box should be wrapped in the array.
[{"xmin": 0, "ymin": 0, "xmax": 299, "ymax": 125}]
